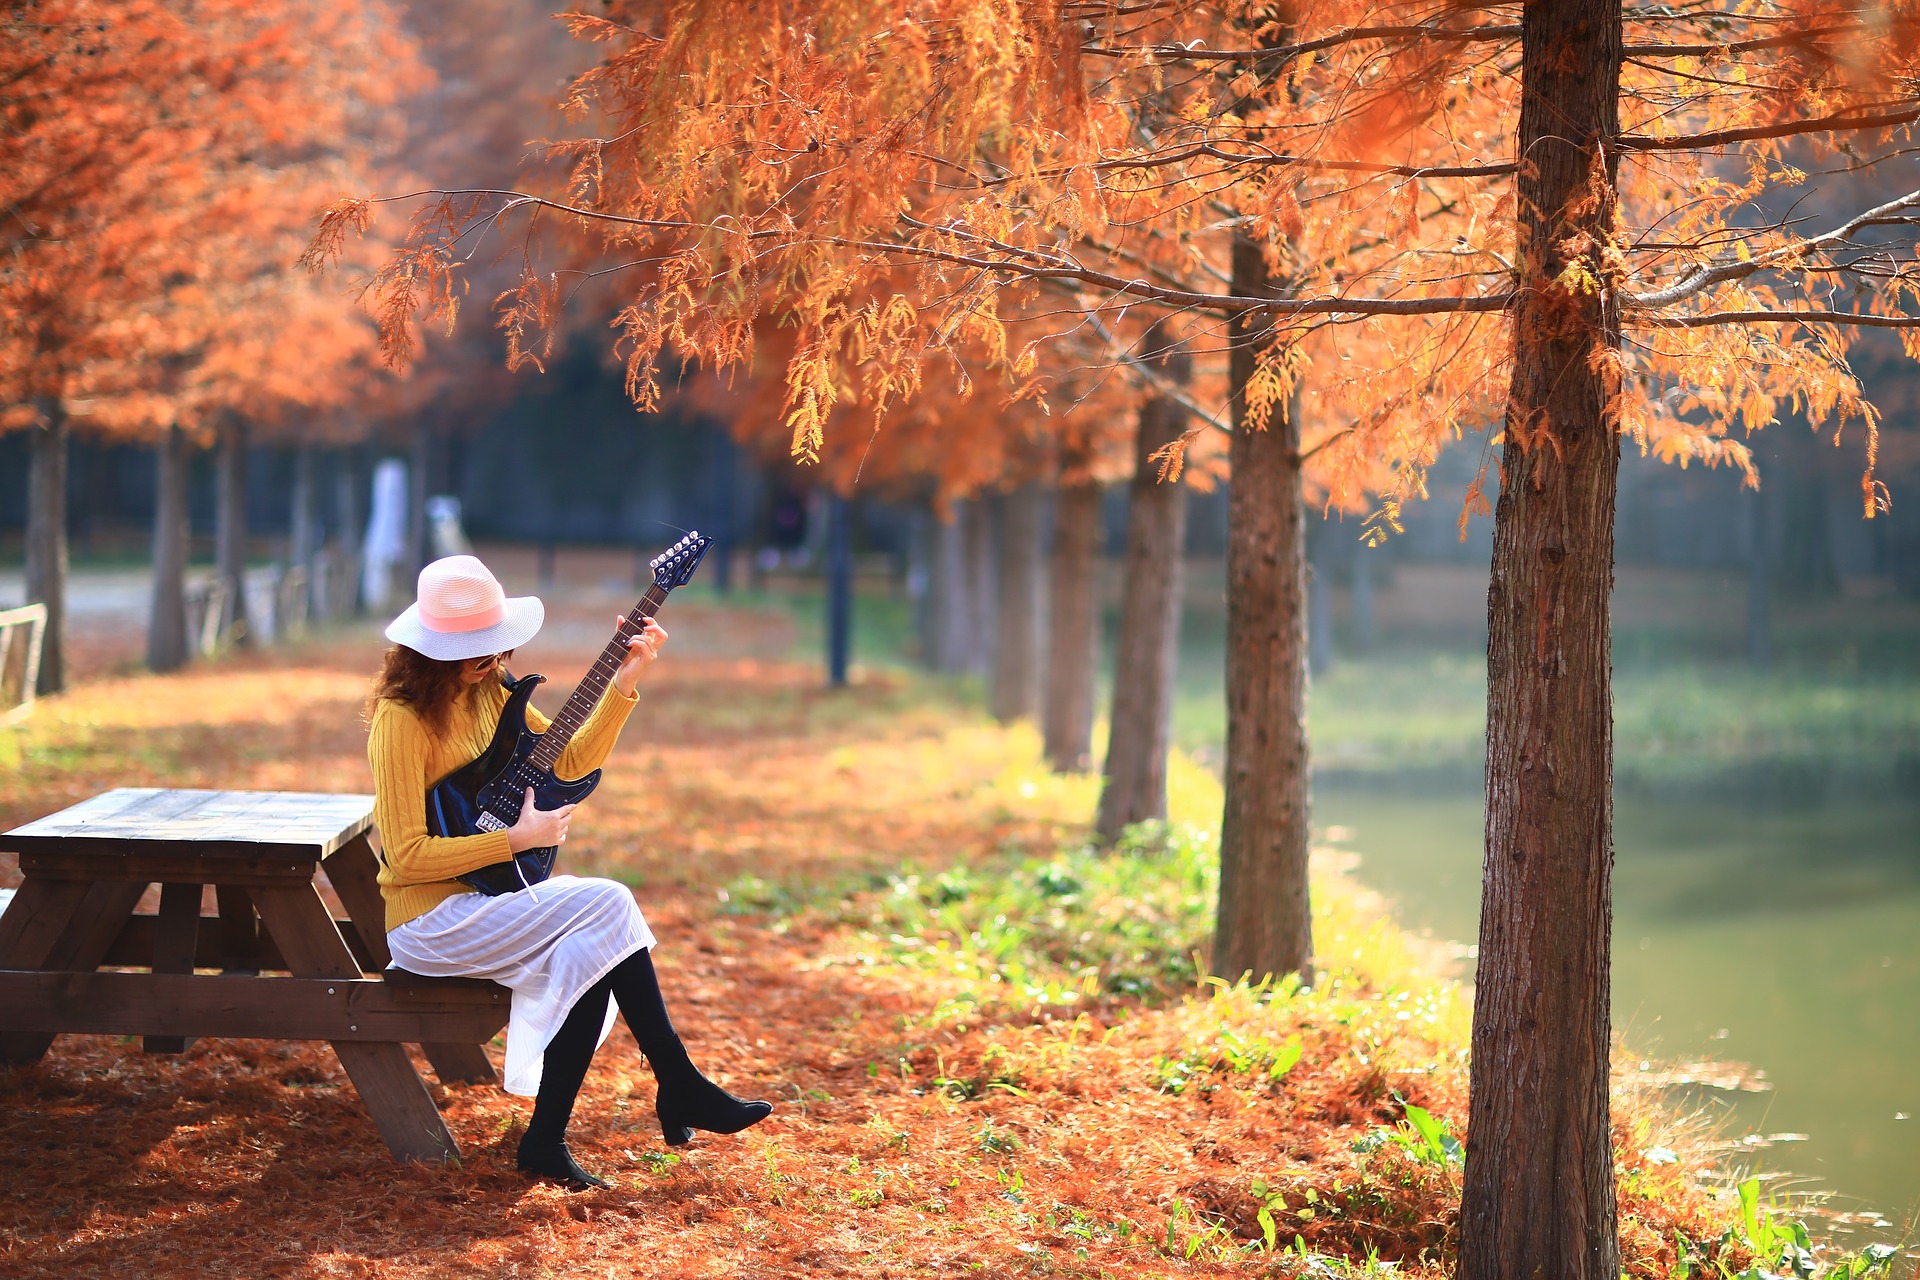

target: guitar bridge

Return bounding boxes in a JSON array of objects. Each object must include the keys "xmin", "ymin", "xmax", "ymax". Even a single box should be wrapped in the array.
[{"xmin": 475, "ymin": 812, "xmax": 508, "ymax": 833}]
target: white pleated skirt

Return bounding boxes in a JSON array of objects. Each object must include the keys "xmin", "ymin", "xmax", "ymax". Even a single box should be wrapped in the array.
[{"xmin": 386, "ymin": 876, "xmax": 656, "ymax": 1096}]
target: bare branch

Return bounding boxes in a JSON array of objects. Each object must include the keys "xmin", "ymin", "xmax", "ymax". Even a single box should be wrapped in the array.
[
  {"xmin": 892, "ymin": 210, "xmax": 1512, "ymax": 317},
  {"xmin": 1622, "ymin": 24, "xmax": 1858, "ymax": 57},
  {"xmin": 1618, "ymin": 104, "xmax": 1920, "ymax": 152},
  {"xmin": 1082, "ymin": 23, "xmax": 1520, "ymax": 65},
  {"xmin": 360, "ymin": 187, "xmax": 1515, "ymax": 324},
  {"xmin": 1626, "ymin": 186, "xmax": 1920, "ymax": 308},
  {"xmin": 1638, "ymin": 308, "xmax": 1920, "ymax": 328},
  {"xmin": 974, "ymin": 142, "xmax": 1515, "ymax": 188}
]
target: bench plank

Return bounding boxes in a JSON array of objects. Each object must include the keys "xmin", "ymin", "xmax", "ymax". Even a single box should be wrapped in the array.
[
  {"xmin": 20, "ymin": 851, "xmax": 325, "ymax": 886},
  {"xmin": 0, "ymin": 971, "xmax": 509, "ymax": 1043}
]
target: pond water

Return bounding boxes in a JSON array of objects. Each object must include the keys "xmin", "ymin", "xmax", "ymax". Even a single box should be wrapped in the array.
[{"xmin": 1313, "ymin": 780, "xmax": 1920, "ymax": 1224}]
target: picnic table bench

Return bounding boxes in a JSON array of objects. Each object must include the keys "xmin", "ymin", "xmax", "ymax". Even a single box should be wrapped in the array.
[{"xmin": 0, "ymin": 788, "xmax": 509, "ymax": 1163}]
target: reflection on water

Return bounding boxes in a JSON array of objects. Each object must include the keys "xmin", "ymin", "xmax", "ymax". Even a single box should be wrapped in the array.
[{"xmin": 1316, "ymin": 782, "xmax": 1920, "ymax": 1221}]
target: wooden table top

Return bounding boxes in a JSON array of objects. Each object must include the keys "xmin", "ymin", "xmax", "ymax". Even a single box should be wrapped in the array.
[{"xmin": 1, "ymin": 789, "xmax": 375, "ymax": 861}]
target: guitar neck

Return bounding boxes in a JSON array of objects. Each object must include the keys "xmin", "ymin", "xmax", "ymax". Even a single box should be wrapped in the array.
[{"xmin": 526, "ymin": 583, "xmax": 669, "ymax": 772}]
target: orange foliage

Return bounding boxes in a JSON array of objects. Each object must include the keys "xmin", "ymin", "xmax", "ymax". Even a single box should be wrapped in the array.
[
  {"xmin": 0, "ymin": 1, "xmax": 419, "ymax": 448},
  {"xmin": 313, "ymin": 0, "xmax": 1920, "ymax": 520}
]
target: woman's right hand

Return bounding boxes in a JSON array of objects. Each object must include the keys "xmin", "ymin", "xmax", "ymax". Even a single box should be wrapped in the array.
[{"xmin": 507, "ymin": 786, "xmax": 575, "ymax": 852}]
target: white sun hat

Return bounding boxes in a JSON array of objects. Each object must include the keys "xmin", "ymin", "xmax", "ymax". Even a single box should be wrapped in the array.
[{"xmin": 384, "ymin": 555, "xmax": 544, "ymax": 661}]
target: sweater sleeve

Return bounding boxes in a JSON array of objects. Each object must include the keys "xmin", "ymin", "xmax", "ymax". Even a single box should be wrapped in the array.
[
  {"xmin": 368, "ymin": 701, "xmax": 514, "ymax": 884},
  {"xmin": 523, "ymin": 681, "xmax": 640, "ymax": 781}
]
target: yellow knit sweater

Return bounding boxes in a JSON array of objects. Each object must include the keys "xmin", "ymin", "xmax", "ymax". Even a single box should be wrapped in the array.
[{"xmin": 368, "ymin": 675, "xmax": 639, "ymax": 931}]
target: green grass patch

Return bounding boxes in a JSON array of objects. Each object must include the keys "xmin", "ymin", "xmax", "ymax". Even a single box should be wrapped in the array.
[{"xmin": 834, "ymin": 822, "xmax": 1219, "ymax": 1007}]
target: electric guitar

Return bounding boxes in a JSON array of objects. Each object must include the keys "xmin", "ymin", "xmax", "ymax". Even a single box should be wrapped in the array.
[{"xmin": 426, "ymin": 532, "xmax": 711, "ymax": 895}]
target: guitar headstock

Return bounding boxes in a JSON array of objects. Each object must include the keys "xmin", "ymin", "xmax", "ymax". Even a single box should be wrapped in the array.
[{"xmin": 649, "ymin": 531, "xmax": 712, "ymax": 590}]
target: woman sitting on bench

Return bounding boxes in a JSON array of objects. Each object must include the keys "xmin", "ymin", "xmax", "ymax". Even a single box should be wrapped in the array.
[{"xmin": 366, "ymin": 554, "xmax": 771, "ymax": 1189}]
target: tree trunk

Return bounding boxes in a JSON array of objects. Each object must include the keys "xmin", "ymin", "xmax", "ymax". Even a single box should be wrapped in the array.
[
  {"xmin": 1459, "ymin": 1, "xmax": 1623, "ymax": 1276},
  {"xmin": 962, "ymin": 494, "xmax": 998, "ymax": 679},
  {"xmin": 1043, "ymin": 476, "xmax": 1102, "ymax": 772},
  {"xmin": 1214, "ymin": 235, "xmax": 1313, "ymax": 984},
  {"xmin": 215, "ymin": 416, "xmax": 252, "ymax": 648},
  {"xmin": 24, "ymin": 403, "xmax": 68, "ymax": 695},
  {"xmin": 826, "ymin": 493, "xmax": 853, "ymax": 687},
  {"xmin": 291, "ymin": 441, "xmax": 318, "ymax": 622},
  {"xmin": 991, "ymin": 483, "xmax": 1047, "ymax": 723},
  {"xmin": 1097, "ymin": 330, "xmax": 1192, "ymax": 837},
  {"xmin": 407, "ymin": 419, "xmax": 432, "ymax": 579},
  {"xmin": 147, "ymin": 425, "xmax": 192, "ymax": 673},
  {"xmin": 926, "ymin": 503, "xmax": 970, "ymax": 672},
  {"xmin": 905, "ymin": 503, "xmax": 932, "ymax": 664},
  {"xmin": 334, "ymin": 451, "xmax": 364, "ymax": 618}
]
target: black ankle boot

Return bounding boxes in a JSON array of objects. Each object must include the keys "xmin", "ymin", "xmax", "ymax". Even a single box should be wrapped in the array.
[
  {"xmin": 650, "ymin": 1037, "xmax": 773, "ymax": 1146},
  {"xmin": 516, "ymin": 1134, "xmax": 613, "ymax": 1190}
]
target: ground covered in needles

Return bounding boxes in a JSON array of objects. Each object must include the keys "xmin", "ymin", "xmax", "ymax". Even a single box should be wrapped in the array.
[{"xmin": 0, "ymin": 595, "xmax": 1891, "ymax": 1278}]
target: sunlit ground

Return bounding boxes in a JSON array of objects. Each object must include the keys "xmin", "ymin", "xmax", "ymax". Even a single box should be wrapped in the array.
[{"xmin": 1, "ymin": 544, "xmax": 1913, "ymax": 1264}]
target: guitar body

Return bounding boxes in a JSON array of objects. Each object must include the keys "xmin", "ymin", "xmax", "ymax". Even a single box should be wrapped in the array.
[{"xmin": 426, "ymin": 673, "xmax": 602, "ymax": 895}]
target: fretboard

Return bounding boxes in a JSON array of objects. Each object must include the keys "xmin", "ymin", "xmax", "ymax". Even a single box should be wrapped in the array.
[{"xmin": 527, "ymin": 583, "xmax": 669, "ymax": 772}]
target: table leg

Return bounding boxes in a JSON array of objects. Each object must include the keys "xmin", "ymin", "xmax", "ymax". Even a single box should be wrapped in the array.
[
  {"xmin": 144, "ymin": 882, "xmax": 203, "ymax": 1054},
  {"xmin": 320, "ymin": 833, "xmax": 392, "ymax": 971},
  {"xmin": 214, "ymin": 885, "xmax": 260, "ymax": 976},
  {"xmin": 249, "ymin": 884, "xmax": 460, "ymax": 1164},
  {"xmin": 0, "ymin": 877, "xmax": 91, "ymax": 969},
  {"xmin": 0, "ymin": 879, "xmax": 146, "ymax": 1066}
]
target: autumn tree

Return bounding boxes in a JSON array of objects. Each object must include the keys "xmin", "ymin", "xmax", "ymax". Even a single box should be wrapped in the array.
[
  {"xmin": 313, "ymin": 7, "xmax": 1920, "ymax": 1275},
  {"xmin": 309, "ymin": 1, "xmax": 1488, "ymax": 1001},
  {"xmin": 1, "ymin": 0, "xmax": 415, "ymax": 683}
]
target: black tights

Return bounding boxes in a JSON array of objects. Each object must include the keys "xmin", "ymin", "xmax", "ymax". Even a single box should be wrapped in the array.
[
  {"xmin": 522, "ymin": 948, "xmax": 675, "ymax": 1153},
  {"xmin": 517, "ymin": 947, "xmax": 769, "ymax": 1186}
]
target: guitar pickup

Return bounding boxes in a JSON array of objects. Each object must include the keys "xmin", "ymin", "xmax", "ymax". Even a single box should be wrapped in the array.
[{"xmin": 475, "ymin": 813, "xmax": 508, "ymax": 832}]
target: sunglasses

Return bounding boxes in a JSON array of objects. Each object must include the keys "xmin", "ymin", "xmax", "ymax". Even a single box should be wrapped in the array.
[{"xmin": 468, "ymin": 650, "xmax": 513, "ymax": 673}]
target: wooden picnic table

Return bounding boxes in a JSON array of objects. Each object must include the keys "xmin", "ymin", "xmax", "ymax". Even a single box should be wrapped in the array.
[{"xmin": 0, "ymin": 788, "xmax": 509, "ymax": 1163}]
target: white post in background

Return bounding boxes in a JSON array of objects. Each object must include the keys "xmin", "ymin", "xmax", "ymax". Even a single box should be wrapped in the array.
[
  {"xmin": 362, "ymin": 459, "xmax": 410, "ymax": 611},
  {"xmin": 425, "ymin": 495, "xmax": 472, "ymax": 559}
]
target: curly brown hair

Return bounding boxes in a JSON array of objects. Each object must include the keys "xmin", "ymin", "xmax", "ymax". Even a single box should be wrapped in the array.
[{"xmin": 366, "ymin": 645, "xmax": 507, "ymax": 734}]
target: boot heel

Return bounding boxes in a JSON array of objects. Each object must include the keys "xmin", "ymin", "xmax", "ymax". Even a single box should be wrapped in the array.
[{"xmin": 658, "ymin": 1110, "xmax": 695, "ymax": 1146}]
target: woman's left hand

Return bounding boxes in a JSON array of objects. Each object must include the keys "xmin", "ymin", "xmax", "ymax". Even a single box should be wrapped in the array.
[{"xmin": 612, "ymin": 616, "xmax": 668, "ymax": 697}]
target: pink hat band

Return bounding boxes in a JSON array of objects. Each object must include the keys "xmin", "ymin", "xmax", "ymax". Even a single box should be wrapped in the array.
[{"xmin": 418, "ymin": 596, "xmax": 506, "ymax": 632}]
